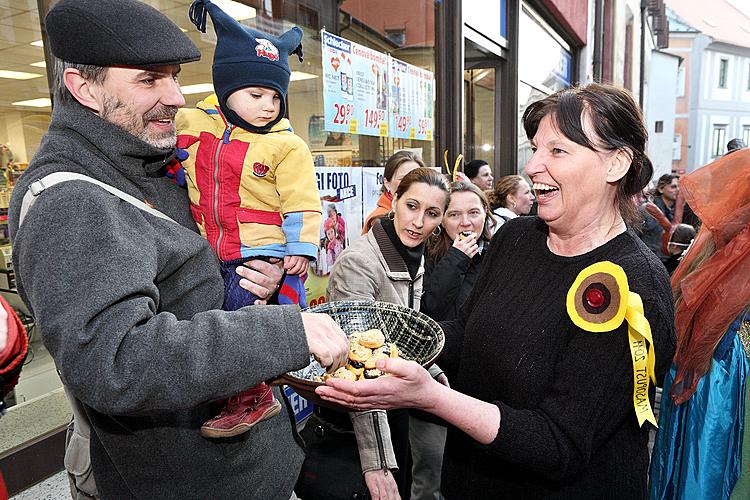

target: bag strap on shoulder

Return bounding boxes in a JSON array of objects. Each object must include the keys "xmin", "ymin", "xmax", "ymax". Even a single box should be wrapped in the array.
[{"xmin": 18, "ymin": 171, "xmax": 177, "ymax": 228}]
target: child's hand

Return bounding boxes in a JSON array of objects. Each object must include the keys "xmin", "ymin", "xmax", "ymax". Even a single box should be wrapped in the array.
[{"xmin": 284, "ymin": 255, "xmax": 309, "ymax": 275}]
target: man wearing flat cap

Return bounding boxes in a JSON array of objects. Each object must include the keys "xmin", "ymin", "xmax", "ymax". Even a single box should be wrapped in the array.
[{"xmin": 8, "ymin": 0, "xmax": 348, "ymax": 498}]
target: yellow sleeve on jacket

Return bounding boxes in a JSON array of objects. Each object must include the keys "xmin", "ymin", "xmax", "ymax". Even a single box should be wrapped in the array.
[{"xmin": 275, "ymin": 134, "xmax": 322, "ymax": 258}]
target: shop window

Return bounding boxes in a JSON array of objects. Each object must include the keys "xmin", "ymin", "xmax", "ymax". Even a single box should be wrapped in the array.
[
  {"xmin": 298, "ymin": 4, "xmax": 320, "ymax": 30},
  {"xmin": 673, "ymin": 134, "xmax": 682, "ymax": 161}
]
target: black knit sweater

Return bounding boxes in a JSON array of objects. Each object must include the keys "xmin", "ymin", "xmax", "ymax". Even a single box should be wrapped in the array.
[{"xmin": 439, "ymin": 217, "xmax": 676, "ymax": 499}]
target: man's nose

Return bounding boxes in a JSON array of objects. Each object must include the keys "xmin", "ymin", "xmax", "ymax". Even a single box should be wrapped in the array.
[{"xmin": 163, "ymin": 78, "xmax": 185, "ymax": 107}]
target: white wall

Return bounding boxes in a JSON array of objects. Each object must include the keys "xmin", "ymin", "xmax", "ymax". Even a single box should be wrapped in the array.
[{"xmin": 646, "ymin": 51, "xmax": 679, "ymax": 179}]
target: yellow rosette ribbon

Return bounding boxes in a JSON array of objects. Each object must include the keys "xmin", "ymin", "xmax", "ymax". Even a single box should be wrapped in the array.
[{"xmin": 566, "ymin": 261, "xmax": 657, "ymax": 427}]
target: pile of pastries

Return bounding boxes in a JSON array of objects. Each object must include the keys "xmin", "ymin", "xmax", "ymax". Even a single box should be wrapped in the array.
[{"xmin": 324, "ymin": 328, "xmax": 400, "ymax": 381}]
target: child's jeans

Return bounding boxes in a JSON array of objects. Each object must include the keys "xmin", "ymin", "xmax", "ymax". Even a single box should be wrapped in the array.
[{"xmin": 220, "ymin": 257, "xmax": 308, "ymax": 310}]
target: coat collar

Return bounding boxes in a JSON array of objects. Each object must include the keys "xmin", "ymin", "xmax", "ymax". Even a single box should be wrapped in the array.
[
  {"xmin": 369, "ymin": 221, "xmax": 424, "ymax": 281},
  {"xmin": 50, "ymin": 98, "xmax": 175, "ymax": 179}
]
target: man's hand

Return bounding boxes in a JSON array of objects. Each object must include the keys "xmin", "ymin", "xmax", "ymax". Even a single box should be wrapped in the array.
[
  {"xmin": 236, "ymin": 258, "xmax": 284, "ymax": 305},
  {"xmin": 364, "ymin": 469, "xmax": 400, "ymax": 500},
  {"xmin": 284, "ymin": 255, "xmax": 309, "ymax": 275},
  {"xmin": 301, "ymin": 312, "xmax": 348, "ymax": 373}
]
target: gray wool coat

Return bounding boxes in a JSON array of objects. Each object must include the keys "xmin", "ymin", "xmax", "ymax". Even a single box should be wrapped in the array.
[{"xmin": 8, "ymin": 99, "xmax": 308, "ymax": 499}]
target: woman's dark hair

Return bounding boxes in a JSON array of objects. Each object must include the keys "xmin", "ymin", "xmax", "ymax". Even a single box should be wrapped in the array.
[
  {"xmin": 381, "ymin": 151, "xmax": 426, "ymax": 193},
  {"xmin": 522, "ymin": 83, "xmax": 653, "ymax": 226},
  {"xmin": 394, "ymin": 167, "xmax": 450, "ymax": 210},
  {"xmin": 487, "ymin": 175, "xmax": 525, "ymax": 211},
  {"xmin": 464, "ymin": 159, "xmax": 489, "ymax": 180},
  {"xmin": 427, "ymin": 180, "xmax": 494, "ymax": 262}
]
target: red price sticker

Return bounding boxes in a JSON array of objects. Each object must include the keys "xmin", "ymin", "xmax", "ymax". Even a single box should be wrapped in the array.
[
  {"xmin": 395, "ymin": 115, "xmax": 410, "ymax": 133},
  {"xmin": 333, "ymin": 102, "xmax": 354, "ymax": 125},
  {"xmin": 364, "ymin": 108, "xmax": 385, "ymax": 129}
]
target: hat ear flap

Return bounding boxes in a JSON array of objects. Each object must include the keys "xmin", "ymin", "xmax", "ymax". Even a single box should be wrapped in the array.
[{"xmin": 280, "ymin": 27, "xmax": 304, "ymax": 62}]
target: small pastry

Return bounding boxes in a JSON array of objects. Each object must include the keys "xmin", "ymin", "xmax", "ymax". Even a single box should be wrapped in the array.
[
  {"xmin": 331, "ymin": 366, "xmax": 356, "ymax": 381},
  {"xmin": 363, "ymin": 368, "xmax": 384, "ymax": 379},
  {"xmin": 389, "ymin": 343, "xmax": 399, "ymax": 358},
  {"xmin": 359, "ymin": 328, "xmax": 386, "ymax": 349},
  {"xmin": 346, "ymin": 364, "xmax": 364, "ymax": 378},
  {"xmin": 349, "ymin": 344, "xmax": 373, "ymax": 364},
  {"xmin": 459, "ymin": 230, "xmax": 473, "ymax": 240}
]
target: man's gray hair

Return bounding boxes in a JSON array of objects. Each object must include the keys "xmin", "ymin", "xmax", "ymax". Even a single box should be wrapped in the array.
[{"xmin": 52, "ymin": 57, "xmax": 108, "ymax": 105}]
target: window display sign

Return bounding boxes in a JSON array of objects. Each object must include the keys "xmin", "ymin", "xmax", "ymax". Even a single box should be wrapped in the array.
[
  {"xmin": 321, "ymin": 30, "xmax": 433, "ymax": 141},
  {"xmin": 389, "ymin": 58, "xmax": 434, "ymax": 141},
  {"xmin": 305, "ymin": 166, "xmax": 384, "ymax": 307},
  {"xmin": 321, "ymin": 31, "xmax": 388, "ymax": 137}
]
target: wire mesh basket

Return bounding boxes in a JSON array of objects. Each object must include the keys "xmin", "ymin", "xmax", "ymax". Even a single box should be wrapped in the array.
[{"xmin": 280, "ymin": 300, "xmax": 445, "ymax": 409}]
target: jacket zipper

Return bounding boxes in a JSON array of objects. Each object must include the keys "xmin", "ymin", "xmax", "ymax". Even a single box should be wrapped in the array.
[
  {"xmin": 212, "ymin": 125, "xmax": 233, "ymax": 254},
  {"xmin": 408, "ymin": 280, "xmax": 414, "ymax": 309},
  {"xmin": 372, "ymin": 413, "xmax": 388, "ymax": 473}
]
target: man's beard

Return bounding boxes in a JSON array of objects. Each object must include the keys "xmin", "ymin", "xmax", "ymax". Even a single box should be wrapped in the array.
[{"xmin": 101, "ymin": 94, "xmax": 178, "ymax": 149}]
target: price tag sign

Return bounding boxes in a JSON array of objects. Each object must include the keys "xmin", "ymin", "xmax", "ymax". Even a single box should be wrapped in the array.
[
  {"xmin": 322, "ymin": 31, "xmax": 388, "ymax": 137},
  {"xmin": 389, "ymin": 57, "xmax": 434, "ymax": 141}
]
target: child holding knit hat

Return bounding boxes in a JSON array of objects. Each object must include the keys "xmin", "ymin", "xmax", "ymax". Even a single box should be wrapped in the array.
[{"xmin": 178, "ymin": 0, "xmax": 322, "ymax": 438}]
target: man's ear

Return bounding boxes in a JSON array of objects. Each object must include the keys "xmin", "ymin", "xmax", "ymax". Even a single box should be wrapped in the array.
[
  {"xmin": 606, "ymin": 148, "xmax": 632, "ymax": 183},
  {"xmin": 63, "ymin": 68, "xmax": 101, "ymax": 112}
]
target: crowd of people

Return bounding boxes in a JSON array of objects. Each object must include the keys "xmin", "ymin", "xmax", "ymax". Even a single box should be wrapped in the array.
[{"xmin": 2, "ymin": 1, "xmax": 748, "ymax": 499}]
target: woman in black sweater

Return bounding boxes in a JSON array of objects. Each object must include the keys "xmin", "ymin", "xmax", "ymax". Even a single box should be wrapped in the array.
[
  {"xmin": 421, "ymin": 180, "xmax": 495, "ymax": 323},
  {"xmin": 318, "ymin": 83, "xmax": 676, "ymax": 499}
]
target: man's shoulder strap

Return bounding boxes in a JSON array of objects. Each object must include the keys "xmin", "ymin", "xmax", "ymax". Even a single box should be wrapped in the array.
[{"xmin": 18, "ymin": 171, "xmax": 177, "ymax": 228}]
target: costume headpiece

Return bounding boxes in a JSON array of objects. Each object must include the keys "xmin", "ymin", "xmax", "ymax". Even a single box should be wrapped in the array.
[{"xmin": 670, "ymin": 148, "xmax": 750, "ymax": 404}]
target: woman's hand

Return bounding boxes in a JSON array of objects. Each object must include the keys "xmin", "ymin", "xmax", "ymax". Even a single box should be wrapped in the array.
[
  {"xmin": 236, "ymin": 258, "xmax": 284, "ymax": 305},
  {"xmin": 364, "ymin": 469, "xmax": 400, "ymax": 500},
  {"xmin": 452, "ymin": 231, "xmax": 479, "ymax": 259},
  {"xmin": 315, "ymin": 358, "xmax": 439, "ymax": 411}
]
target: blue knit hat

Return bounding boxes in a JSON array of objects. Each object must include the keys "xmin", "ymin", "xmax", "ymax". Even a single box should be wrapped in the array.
[{"xmin": 189, "ymin": 0, "xmax": 303, "ymax": 132}]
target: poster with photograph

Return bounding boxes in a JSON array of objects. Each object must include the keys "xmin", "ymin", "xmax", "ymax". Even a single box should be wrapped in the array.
[
  {"xmin": 306, "ymin": 167, "xmax": 364, "ymax": 307},
  {"xmin": 389, "ymin": 57, "xmax": 434, "ymax": 141},
  {"xmin": 321, "ymin": 31, "xmax": 388, "ymax": 138}
]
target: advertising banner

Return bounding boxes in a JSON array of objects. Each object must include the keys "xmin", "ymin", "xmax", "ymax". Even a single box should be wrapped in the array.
[
  {"xmin": 389, "ymin": 57, "xmax": 434, "ymax": 141},
  {"xmin": 321, "ymin": 31, "xmax": 388, "ymax": 138},
  {"xmin": 306, "ymin": 167, "xmax": 362, "ymax": 307},
  {"xmin": 321, "ymin": 30, "xmax": 433, "ymax": 141}
]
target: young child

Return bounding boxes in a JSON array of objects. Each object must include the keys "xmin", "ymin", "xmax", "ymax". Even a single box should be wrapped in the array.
[{"xmin": 178, "ymin": 0, "xmax": 322, "ymax": 438}]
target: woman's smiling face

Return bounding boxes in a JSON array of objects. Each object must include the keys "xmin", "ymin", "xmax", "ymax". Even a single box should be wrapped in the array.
[
  {"xmin": 393, "ymin": 182, "xmax": 446, "ymax": 247},
  {"xmin": 524, "ymin": 114, "xmax": 621, "ymax": 234}
]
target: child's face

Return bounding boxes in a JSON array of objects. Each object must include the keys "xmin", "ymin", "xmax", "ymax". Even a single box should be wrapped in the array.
[
  {"xmin": 325, "ymin": 227, "xmax": 336, "ymax": 240},
  {"xmin": 226, "ymin": 87, "xmax": 281, "ymax": 127}
]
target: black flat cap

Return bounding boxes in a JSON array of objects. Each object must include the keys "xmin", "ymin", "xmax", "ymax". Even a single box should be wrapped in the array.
[{"xmin": 46, "ymin": 0, "xmax": 201, "ymax": 67}]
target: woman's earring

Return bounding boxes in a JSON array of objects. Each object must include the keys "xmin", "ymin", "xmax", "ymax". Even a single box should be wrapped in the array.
[
  {"xmin": 432, "ymin": 225, "xmax": 442, "ymax": 236},
  {"xmin": 512, "ymin": 201, "xmax": 517, "ymax": 209},
  {"xmin": 387, "ymin": 210, "xmax": 395, "ymax": 220}
]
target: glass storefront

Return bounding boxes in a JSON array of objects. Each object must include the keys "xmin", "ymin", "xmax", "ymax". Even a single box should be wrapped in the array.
[{"xmin": 517, "ymin": 4, "xmax": 572, "ymax": 171}]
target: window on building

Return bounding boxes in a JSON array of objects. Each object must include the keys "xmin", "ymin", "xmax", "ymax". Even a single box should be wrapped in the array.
[
  {"xmin": 712, "ymin": 125, "xmax": 727, "ymax": 157},
  {"xmin": 743, "ymin": 126, "xmax": 750, "ymax": 147},
  {"xmin": 719, "ymin": 58, "xmax": 729, "ymax": 88},
  {"xmin": 677, "ymin": 65, "xmax": 686, "ymax": 97},
  {"xmin": 673, "ymin": 134, "xmax": 682, "ymax": 161},
  {"xmin": 385, "ymin": 28, "xmax": 406, "ymax": 46},
  {"xmin": 654, "ymin": 121, "xmax": 664, "ymax": 133}
]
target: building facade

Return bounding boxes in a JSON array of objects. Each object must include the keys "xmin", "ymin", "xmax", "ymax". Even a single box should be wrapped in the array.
[{"xmin": 666, "ymin": 0, "xmax": 750, "ymax": 173}]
